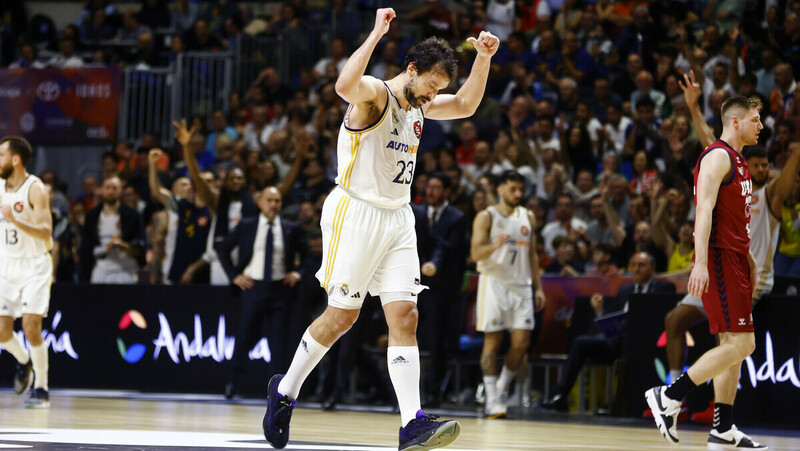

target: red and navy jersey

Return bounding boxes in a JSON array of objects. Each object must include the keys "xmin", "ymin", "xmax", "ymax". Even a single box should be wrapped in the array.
[
  {"xmin": 168, "ymin": 199, "xmax": 211, "ymax": 283},
  {"xmin": 693, "ymin": 140, "xmax": 752, "ymax": 255}
]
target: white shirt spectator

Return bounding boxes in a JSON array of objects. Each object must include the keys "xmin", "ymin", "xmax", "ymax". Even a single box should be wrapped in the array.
[
  {"xmin": 603, "ymin": 116, "xmax": 633, "ymax": 154},
  {"xmin": 243, "ymin": 214, "xmax": 286, "ymax": 281},
  {"xmin": 486, "ymin": 0, "xmax": 516, "ymax": 42},
  {"xmin": 541, "ymin": 217, "xmax": 588, "ymax": 257}
]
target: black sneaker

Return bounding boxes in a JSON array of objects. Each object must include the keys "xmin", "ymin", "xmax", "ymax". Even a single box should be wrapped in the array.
[
  {"xmin": 262, "ymin": 374, "xmax": 296, "ymax": 449},
  {"xmin": 398, "ymin": 410, "xmax": 461, "ymax": 451},
  {"xmin": 24, "ymin": 388, "xmax": 49, "ymax": 409},
  {"xmin": 13, "ymin": 359, "xmax": 33, "ymax": 395},
  {"xmin": 708, "ymin": 425, "xmax": 767, "ymax": 450}
]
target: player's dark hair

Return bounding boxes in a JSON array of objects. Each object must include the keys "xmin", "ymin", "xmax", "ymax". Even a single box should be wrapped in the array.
[
  {"xmin": 404, "ymin": 36, "xmax": 458, "ymax": 82},
  {"xmin": 496, "ymin": 170, "xmax": 525, "ymax": 186},
  {"xmin": 0, "ymin": 136, "xmax": 33, "ymax": 166}
]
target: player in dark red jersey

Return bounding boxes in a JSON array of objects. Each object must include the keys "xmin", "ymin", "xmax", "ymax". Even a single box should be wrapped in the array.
[{"xmin": 646, "ymin": 96, "xmax": 767, "ymax": 450}]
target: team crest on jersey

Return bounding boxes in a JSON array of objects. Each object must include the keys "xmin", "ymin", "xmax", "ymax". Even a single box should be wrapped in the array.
[
  {"xmin": 13, "ymin": 202, "xmax": 23, "ymax": 213},
  {"xmin": 752, "ymin": 193, "xmax": 759, "ymax": 204},
  {"xmin": 340, "ymin": 284, "xmax": 349, "ymax": 296},
  {"xmin": 497, "ymin": 221, "xmax": 504, "ymax": 229},
  {"xmin": 197, "ymin": 216, "xmax": 208, "ymax": 227},
  {"xmin": 392, "ymin": 109, "xmax": 399, "ymax": 124},
  {"xmin": 521, "ymin": 225, "xmax": 530, "ymax": 236},
  {"xmin": 413, "ymin": 120, "xmax": 422, "ymax": 139},
  {"xmin": 738, "ymin": 166, "xmax": 744, "ymax": 175}
]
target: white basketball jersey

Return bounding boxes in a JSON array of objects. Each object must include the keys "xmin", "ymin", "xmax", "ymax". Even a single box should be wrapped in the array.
[
  {"xmin": 749, "ymin": 185, "xmax": 780, "ymax": 297},
  {"xmin": 0, "ymin": 174, "xmax": 50, "ymax": 258},
  {"xmin": 336, "ymin": 83, "xmax": 424, "ymax": 208},
  {"xmin": 477, "ymin": 206, "xmax": 533, "ymax": 285}
]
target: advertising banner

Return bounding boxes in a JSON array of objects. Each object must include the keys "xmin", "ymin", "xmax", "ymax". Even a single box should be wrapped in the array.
[{"xmin": 0, "ymin": 68, "xmax": 120, "ymax": 144}]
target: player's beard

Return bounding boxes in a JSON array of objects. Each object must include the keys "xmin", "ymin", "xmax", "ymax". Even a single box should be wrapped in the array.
[
  {"xmin": 0, "ymin": 163, "xmax": 12, "ymax": 180},
  {"xmin": 501, "ymin": 193, "xmax": 520, "ymax": 208},
  {"xmin": 404, "ymin": 81, "xmax": 429, "ymax": 109},
  {"xmin": 752, "ymin": 174, "xmax": 768, "ymax": 187}
]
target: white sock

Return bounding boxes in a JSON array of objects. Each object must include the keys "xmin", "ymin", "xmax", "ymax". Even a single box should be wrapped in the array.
[
  {"xmin": 669, "ymin": 370, "xmax": 682, "ymax": 385},
  {"xmin": 277, "ymin": 328, "xmax": 329, "ymax": 400},
  {"xmin": 0, "ymin": 335, "xmax": 29, "ymax": 364},
  {"xmin": 30, "ymin": 343, "xmax": 48, "ymax": 390},
  {"xmin": 483, "ymin": 375, "xmax": 498, "ymax": 403},
  {"xmin": 497, "ymin": 365, "xmax": 518, "ymax": 392},
  {"xmin": 387, "ymin": 346, "xmax": 422, "ymax": 426}
]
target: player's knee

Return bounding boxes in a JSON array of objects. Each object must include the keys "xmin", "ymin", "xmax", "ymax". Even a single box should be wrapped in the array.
[
  {"xmin": 0, "ymin": 329, "xmax": 12, "ymax": 342},
  {"xmin": 324, "ymin": 308, "xmax": 359, "ymax": 335},
  {"xmin": 21, "ymin": 322, "xmax": 41, "ymax": 341},
  {"xmin": 393, "ymin": 307, "xmax": 418, "ymax": 333}
]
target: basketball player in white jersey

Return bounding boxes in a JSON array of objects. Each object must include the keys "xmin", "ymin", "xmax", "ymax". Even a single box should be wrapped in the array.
[
  {"xmin": 662, "ymin": 70, "xmax": 800, "ymax": 423},
  {"xmin": 0, "ymin": 136, "xmax": 53, "ymax": 408},
  {"xmin": 263, "ymin": 8, "xmax": 499, "ymax": 450},
  {"xmin": 470, "ymin": 170, "xmax": 546, "ymax": 419}
]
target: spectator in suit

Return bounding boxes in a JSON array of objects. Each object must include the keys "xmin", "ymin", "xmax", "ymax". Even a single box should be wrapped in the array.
[
  {"xmin": 78, "ymin": 175, "xmax": 145, "ymax": 283},
  {"xmin": 416, "ymin": 172, "xmax": 467, "ymax": 406},
  {"xmin": 215, "ymin": 186, "xmax": 310, "ymax": 399},
  {"xmin": 542, "ymin": 252, "xmax": 676, "ymax": 411}
]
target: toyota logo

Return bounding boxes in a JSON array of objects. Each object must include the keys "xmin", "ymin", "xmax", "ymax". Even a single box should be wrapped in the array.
[{"xmin": 36, "ymin": 81, "xmax": 60, "ymax": 102}]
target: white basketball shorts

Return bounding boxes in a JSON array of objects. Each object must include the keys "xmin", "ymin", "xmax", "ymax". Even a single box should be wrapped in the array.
[
  {"xmin": 475, "ymin": 273, "xmax": 534, "ymax": 333},
  {"xmin": 316, "ymin": 187, "xmax": 426, "ymax": 309},
  {"xmin": 0, "ymin": 254, "xmax": 52, "ymax": 318}
]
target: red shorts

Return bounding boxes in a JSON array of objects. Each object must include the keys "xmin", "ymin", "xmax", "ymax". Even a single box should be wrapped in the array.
[{"xmin": 702, "ymin": 247, "xmax": 754, "ymax": 334}]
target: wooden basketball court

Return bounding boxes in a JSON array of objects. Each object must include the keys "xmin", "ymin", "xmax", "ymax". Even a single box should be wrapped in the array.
[{"xmin": 0, "ymin": 390, "xmax": 798, "ymax": 450}]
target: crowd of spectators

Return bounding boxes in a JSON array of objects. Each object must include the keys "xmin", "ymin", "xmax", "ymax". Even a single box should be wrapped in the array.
[{"xmin": 4, "ymin": 0, "xmax": 798, "ymax": 289}]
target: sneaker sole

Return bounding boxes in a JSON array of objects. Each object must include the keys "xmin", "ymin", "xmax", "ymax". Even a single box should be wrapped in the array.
[
  {"xmin": 24, "ymin": 401, "xmax": 49, "ymax": 409},
  {"xmin": 645, "ymin": 389, "xmax": 679, "ymax": 445},
  {"xmin": 708, "ymin": 443, "xmax": 768, "ymax": 450},
  {"xmin": 487, "ymin": 412, "xmax": 507, "ymax": 419},
  {"xmin": 404, "ymin": 420, "xmax": 461, "ymax": 451}
]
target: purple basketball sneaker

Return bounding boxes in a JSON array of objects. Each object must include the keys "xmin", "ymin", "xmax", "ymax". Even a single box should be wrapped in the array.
[
  {"xmin": 398, "ymin": 410, "xmax": 461, "ymax": 450},
  {"xmin": 262, "ymin": 374, "xmax": 297, "ymax": 449}
]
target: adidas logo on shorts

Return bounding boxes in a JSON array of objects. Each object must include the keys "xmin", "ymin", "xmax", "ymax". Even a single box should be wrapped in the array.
[
  {"xmin": 350, "ymin": 292, "xmax": 361, "ymax": 299},
  {"xmin": 391, "ymin": 356, "xmax": 408, "ymax": 365}
]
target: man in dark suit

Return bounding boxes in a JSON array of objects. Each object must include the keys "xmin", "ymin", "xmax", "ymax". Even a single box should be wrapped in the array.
[
  {"xmin": 416, "ymin": 172, "xmax": 467, "ymax": 406},
  {"xmin": 78, "ymin": 175, "xmax": 145, "ymax": 283},
  {"xmin": 542, "ymin": 251, "xmax": 676, "ymax": 411},
  {"xmin": 215, "ymin": 186, "xmax": 310, "ymax": 399}
]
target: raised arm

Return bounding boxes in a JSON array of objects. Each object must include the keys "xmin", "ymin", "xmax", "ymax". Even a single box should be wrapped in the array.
[
  {"xmin": 334, "ymin": 9, "xmax": 394, "ymax": 105},
  {"xmin": 425, "ymin": 31, "xmax": 499, "ymax": 120},
  {"xmin": 148, "ymin": 148, "xmax": 172, "ymax": 206},
  {"xmin": 680, "ymin": 70, "xmax": 716, "ymax": 148},
  {"xmin": 173, "ymin": 119, "xmax": 218, "ymax": 214},
  {"xmin": 767, "ymin": 142, "xmax": 800, "ymax": 219},
  {"xmin": 688, "ymin": 148, "xmax": 729, "ymax": 297},
  {"xmin": 650, "ymin": 187, "xmax": 676, "ymax": 257},
  {"xmin": 276, "ymin": 133, "xmax": 312, "ymax": 198},
  {"xmin": 601, "ymin": 184, "xmax": 626, "ymax": 245}
]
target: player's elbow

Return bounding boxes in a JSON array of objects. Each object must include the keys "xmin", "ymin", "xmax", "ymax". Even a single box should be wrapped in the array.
[{"xmin": 334, "ymin": 79, "xmax": 355, "ymax": 100}]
